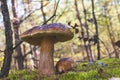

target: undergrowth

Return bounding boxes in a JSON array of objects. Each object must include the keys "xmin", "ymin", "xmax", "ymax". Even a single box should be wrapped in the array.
[{"xmin": 3, "ymin": 58, "xmax": 120, "ymax": 80}]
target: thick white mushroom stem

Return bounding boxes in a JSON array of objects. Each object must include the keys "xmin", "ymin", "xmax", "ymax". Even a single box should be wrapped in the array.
[{"xmin": 38, "ymin": 36, "xmax": 55, "ymax": 76}]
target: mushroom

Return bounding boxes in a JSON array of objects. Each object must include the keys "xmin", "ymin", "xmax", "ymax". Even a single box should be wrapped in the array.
[
  {"xmin": 55, "ymin": 58, "xmax": 76, "ymax": 74},
  {"xmin": 20, "ymin": 23, "xmax": 74, "ymax": 76}
]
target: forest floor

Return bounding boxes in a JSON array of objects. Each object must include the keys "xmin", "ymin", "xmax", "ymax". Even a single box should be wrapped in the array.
[{"xmin": 2, "ymin": 58, "xmax": 120, "ymax": 80}]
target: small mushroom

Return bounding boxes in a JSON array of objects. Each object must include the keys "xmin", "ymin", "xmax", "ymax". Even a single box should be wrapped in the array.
[
  {"xmin": 20, "ymin": 23, "xmax": 74, "ymax": 76},
  {"xmin": 55, "ymin": 58, "xmax": 76, "ymax": 74}
]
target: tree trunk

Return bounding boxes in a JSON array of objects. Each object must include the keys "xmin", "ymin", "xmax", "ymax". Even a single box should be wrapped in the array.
[
  {"xmin": 103, "ymin": 5, "xmax": 119, "ymax": 58},
  {"xmin": 13, "ymin": 26, "xmax": 24, "ymax": 69},
  {"xmin": 33, "ymin": 46, "xmax": 39, "ymax": 69},
  {"xmin": 74, "ymin": 0, "xmax": 90, "ymax": 61},
  {"xmin": 23, "ymin": 44, "xmax": 27, "ymax": 69},
  {"xmin": 91, "ymin": 0, "xmax": 101, "ymax": 60},
  {"xmin": 82, "ymin": 0, "xmax": 94, "ymax": 61},
  {"xmin": 0, "ymin": 0, "xmax": 13, "ymax": 78},
  {"xmin": 11, "ymin": 0, "xmax": 24, "ymax": 69},
  {"xmin": 107, "ymin": 18, "xmax": 119, "ymax": 58}
]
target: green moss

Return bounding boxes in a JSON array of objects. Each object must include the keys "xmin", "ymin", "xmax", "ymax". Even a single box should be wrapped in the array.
[
  {"xmin": 7, "ymin": 70, "xmax": 39, "ymax": 80},
  {"xmin": 99, "ymin": 58, "xmax": 120, "ymax": 64},
  {"xmin": 4, "ymin": 58, "xmax": 120, "ymax": 80}
]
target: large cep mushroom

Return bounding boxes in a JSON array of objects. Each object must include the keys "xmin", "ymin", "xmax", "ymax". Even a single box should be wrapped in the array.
[{"xmin": 20, "ymin": 23, "xmax": 74, "ymax": 76}]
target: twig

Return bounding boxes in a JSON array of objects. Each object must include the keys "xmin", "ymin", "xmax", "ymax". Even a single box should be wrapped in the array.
[
  {"xmin": 0, "ymin": 50, "xmax": 4, "ymax": 53},
  {"xmin": 55, "ymin": 10, "xmax": 66, "ymax": 22},
  {"xmin": 19, "ymin": 8, "xmax": 41, "ymax": 24},
  {"xmin": 41, "ymin": 0, "xmax": 46, "ymax": 22},
  {"xmin": 74, "ymin": 0, "xmax": 82, "ymax": 27},
  {"xmin": 23, "ymin": 46, "xmax": 39, "ymax": 58},
  {"xmin": 32, "ymin": 57, "xmax": 39, "ymax": 61},
  {"xmin": 43, "ymin": 0, "xmax": 60, "ymax": 24},
  {"xmin": 13, "ymin": 41, "xmax": 23, "ymax": 50}
]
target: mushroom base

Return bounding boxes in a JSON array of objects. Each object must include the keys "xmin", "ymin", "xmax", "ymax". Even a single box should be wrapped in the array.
[{"xmin": 38, "ymin": 36, "xmax": 55, "ymax": 77}]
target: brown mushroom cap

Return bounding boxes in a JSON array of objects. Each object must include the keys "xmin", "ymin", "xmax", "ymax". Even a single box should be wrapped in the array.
[{"xmin": 20, "ymin": 23, "xmax": 74, "ymax": 45}]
